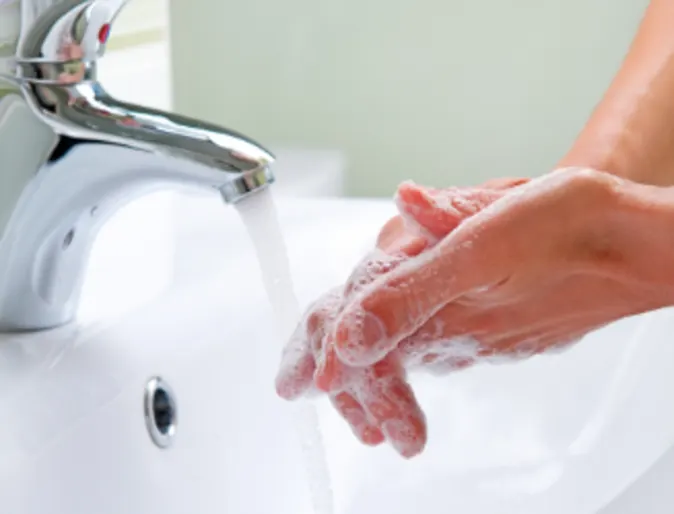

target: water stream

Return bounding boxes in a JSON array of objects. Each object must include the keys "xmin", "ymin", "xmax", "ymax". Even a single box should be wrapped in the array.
[{"xmin": 235, "ymin": 188, "xmax": 335, "ymax": 514}]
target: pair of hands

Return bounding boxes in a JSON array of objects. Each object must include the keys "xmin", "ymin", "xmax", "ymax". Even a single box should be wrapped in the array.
[{"xmin": 275, "ymin": 168, "xmax": 669, "ymax": 458}]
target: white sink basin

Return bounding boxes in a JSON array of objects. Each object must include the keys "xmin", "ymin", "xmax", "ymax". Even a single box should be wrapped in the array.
[{"xmin": 1, "ymin": 194, "xmax": 673, "ymax": 514}]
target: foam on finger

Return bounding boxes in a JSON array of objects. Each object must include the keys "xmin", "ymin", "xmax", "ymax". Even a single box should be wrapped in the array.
[
  {"xmin": 353, "ymin": 360, "xmax": 428, "ymax": 458},
  {"xmin": 275, "ymin": 323, "xmax": 316, "ymax": 400},
  {"xmin": 331, "ymin": 391, "xmax": 385, "ymax": 446}
]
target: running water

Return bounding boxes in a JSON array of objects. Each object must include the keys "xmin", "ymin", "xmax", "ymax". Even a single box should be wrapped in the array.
[{"xmin": 234, "ymin": 188, "xmax": 335, "ymax": 514}]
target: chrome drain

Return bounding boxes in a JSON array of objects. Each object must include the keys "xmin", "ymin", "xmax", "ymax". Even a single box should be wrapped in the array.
[{"xmin": 144, "ymin": 376, "xmax": 177, "ymax": 448}]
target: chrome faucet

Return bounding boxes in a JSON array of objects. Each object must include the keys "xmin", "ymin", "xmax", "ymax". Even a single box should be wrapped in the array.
[{"xmin": 0, "ymin": 0, "xmax": 275, "ymax": 331}]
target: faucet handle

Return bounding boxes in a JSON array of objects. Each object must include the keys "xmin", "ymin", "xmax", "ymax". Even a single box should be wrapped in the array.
[{"xmin": 17, "ymin": 0, "xmax": 129, "ymax": 70}]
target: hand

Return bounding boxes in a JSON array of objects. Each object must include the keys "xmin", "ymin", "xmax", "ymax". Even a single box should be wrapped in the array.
[
  {"xmin": 329, "ymin": 168, "xmax": 673, "ymax": 377},
  {"xmin": 276, "ymin": 215, "xmax": 433, "ymax": 454},
  {"xmin": 275, "ymin": 178, "xmax": 527, "ymax": 457},
  {"xmin": 314, "ymin": 167, "xmax": 674, "ymax": 458}
]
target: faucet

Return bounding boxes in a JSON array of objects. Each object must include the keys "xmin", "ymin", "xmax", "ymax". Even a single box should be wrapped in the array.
[{"xmin": 0, "ymin": 0, "xmax": 276, "ymax": 331}]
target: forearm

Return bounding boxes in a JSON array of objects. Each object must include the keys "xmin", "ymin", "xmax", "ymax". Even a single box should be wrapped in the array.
[{"xmin": 559, "ymin": 0, "xmax": 674, "ymax": 186}]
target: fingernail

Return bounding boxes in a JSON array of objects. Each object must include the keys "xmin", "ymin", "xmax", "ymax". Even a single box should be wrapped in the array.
[{"xmin": 335, "ymin": 308, "xmax": 388, "ymax": 366}]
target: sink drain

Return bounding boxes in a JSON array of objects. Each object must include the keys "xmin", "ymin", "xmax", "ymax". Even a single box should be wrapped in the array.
[{"xmin": 144, "ymin": 376, "xmax": 177, "ymax": 448}]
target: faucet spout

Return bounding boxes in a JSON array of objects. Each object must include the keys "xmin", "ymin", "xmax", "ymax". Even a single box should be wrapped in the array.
[{"xmin": 0, "ymin": 0, "xmax": 276, "ymax": 331}]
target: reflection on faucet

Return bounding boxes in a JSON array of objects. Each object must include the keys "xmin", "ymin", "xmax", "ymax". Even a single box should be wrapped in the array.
[
  {"xmin": 55, "ymin": 41, "xmax": 85, "ymax": 86},
  {"xmin": 0, "ymin": 0, "xmax": 277, "ymax": 331}
]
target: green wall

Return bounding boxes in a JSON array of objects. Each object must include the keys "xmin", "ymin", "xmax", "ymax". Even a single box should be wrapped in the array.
[{"xmin": 169, "ymin": 0, "xmax": 648, "ymax": 197}]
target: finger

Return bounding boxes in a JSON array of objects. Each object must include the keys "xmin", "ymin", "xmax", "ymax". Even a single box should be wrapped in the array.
[
  {"xmin": 275, "ymin": 322, "xmax": 316, "ymax": 400},
  {"xmin": 305, "ymin": 288, "xmax": 342, "ymax": 349},
  {"xmin": 343, "ymin": 244, "xmax": 424, "ymax": 300},
  {"xmin": 395, "ymin": 278, "xmax": 614, "ymax": 371},
  {"xmin": 395, "ymin": 182, "xmax": 507, "ymax": 241},
  {"xmin": 321, "ymin": 237, "xmax": 431, "ymax": 390},
  {"xmin": 423, "ymin": 355, "xmax": 475, "ymax": 375},
  {"xmin": 305, "ymin": 288, "xmax": 343, "ymax": 387},
  {"xmin": 315, "ymin": 334, "xmax": 351, "ymax": 392},
  {"xmin": 403, "ymin": 294, "xmax": 594, "ymax": 365},
  {"xmin": 374, "ymin": 216, "xmax": 429, "ymax": 254},
  {"xmin": 353, "ymin": 357, "xmax": 427, "ymax": 458},
  {"xmin": 314, "ymin": 228, "xmax": 437, "ymax": 392},
  {"xmin": 395, "ymin": 183, "xmax": 462, "ymax": 241},
  {"xmin": 480, "ymin": 177, "xmax": 530, "ymax": 190},
  {"xmin": 276, "ymin": 289, "xmax": 343, "ymax": 399},
  {"xmin": 331, "ymin": 391, "xmax": 385, "ymax": 446},
  {"xmin": 398, "ymin": 312, "xmax": 481, "ymax": 371}
]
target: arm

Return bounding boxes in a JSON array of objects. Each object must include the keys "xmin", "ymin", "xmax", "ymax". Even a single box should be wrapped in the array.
[{"xmin": 559, "ymin": 0, "xmax": 674, "ymax": 186}]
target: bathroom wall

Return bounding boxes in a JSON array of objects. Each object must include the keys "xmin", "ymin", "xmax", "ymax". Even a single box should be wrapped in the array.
[
  {"xmin": 99, "ymin": 42, "xmax": 172, "ymax": 110},
  {"xmin": 107, "ymin": 0, "xmax": 169, "ymax": 51},
  {"xmin": 168, "ymin": 0, "xmax": 649, "ymax": 197},
  {"xmin": 102, "ymin": 0, "xmax": 172, "ymax": 107}
]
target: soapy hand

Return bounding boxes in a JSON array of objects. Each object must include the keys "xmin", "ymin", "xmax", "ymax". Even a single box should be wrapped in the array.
[
  {"xmin": 275, "ymin": 177, "xmax": 526, "ymax": 457},
  {"xmin": 277, "ymin": 167, "xmax": 671, "ymax": 458},
  {"xmin": 325, "ymin": 168, "xmax": 672, "ymax": 386}
]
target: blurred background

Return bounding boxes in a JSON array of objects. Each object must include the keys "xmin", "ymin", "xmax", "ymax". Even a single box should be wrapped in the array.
[{"xmin": 105, "ymin": 0, "xmax": 648, "ymax": 198}]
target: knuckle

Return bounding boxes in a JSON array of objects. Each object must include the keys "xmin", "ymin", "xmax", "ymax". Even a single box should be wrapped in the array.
[
  {"xmin": 559, "ymin": 167, "xmax": 621, "ymax": 200},
  {"xmin": 306, "ymin": 310, "xmax": 324, "ymax": 334}
]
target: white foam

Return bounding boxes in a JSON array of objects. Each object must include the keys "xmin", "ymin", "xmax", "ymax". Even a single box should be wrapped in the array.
[{"xmin": 400, "ymin": 327, "xmax": 581, "ymax": 377}]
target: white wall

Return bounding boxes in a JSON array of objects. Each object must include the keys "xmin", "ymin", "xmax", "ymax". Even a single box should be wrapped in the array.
[
  {"xmin": 98, "ymin": 42, "xmax": 172, "ymax": 110},
  {"xmin": 169, "ymin": 0, "xmax": 649, "ymax": 197},
  {"xmin": 109, "ymin": 0, "xmax": 169, "ymax": 39}
]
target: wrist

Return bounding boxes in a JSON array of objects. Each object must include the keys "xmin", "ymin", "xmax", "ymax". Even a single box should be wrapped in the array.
[
  {"xmin": 559, "ymin": 140, "xmax": 674, "ymax": 187},
  {"xmin": 608, "ymin": 179, "xmax": 674, "ymax": 304}
]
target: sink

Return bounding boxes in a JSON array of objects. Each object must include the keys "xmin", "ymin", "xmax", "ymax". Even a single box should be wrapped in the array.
[{"xmin": 1, "ymin": 193, "xmax": 673, "ymax": 514}]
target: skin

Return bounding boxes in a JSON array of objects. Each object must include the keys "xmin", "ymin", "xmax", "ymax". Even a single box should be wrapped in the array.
[
  {"xmin": 333, "ymin": 168, "xmax": 674, "ymax": 367},
  {"xmin": 276, "ymin": 0, "xmax": 674, "ymax": 458},
  {"xmin": 278, "ymin": 170, "xmax": 674, "ymax": 457},
  {"xmin": 559, "ymin": 0, "xmax": 674, "ymax": 185}
]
